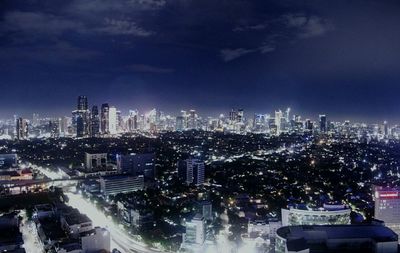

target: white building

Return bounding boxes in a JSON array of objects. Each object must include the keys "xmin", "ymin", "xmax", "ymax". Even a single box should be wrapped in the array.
[
  {"xmin": 247, "ymin": 218, "xmax": 282, "ymax": 239},
  {"xmin": 183, "ymin": 214, "xmax": 206, "ymax": 245},
  {"xmin": 274, "ymin": 110, "xmax": 283, "ymax": 135},
  {"xmin": 100, "ymin": 175, "xmax": 144, "ymax": 196},
  {"xmin": 108, "ymin": 106, "xmax": 117, "ymax": 135},
  {"xmin": 281, "ymin": 204, "xmax": 351, "ymax": 227}
]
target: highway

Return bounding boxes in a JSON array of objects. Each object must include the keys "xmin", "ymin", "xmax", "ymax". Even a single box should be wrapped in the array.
[
  {"xmin": 26, "ymin": 163, "xmax": 164, "ymax": 253},
  {"xmin": 66, "ymin": 192, "xmax": 164, "ymax": 253}
]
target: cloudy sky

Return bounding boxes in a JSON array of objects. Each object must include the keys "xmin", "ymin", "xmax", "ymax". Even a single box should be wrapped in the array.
[{"xmin": 1, "ymin": 0, "xmax": 400, "ymax": 122}]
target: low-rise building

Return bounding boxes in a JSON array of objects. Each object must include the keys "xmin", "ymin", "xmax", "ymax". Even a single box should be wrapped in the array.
[
  {"xmin": 100, "ymin": 175, "xmax": 144, "ymax": 196},
  {"xmin": 85, "ymin": 153, "xmax": 107, "ymax": 171},
  {"xmin": 275, "ymin": 225, "xmax": 398, "ymax": 253},
  {"xmin": 60, "ymin": 208, "xmax": 93, "ymax": 237},
  {"xmin": 281, "ymin": 204, "xmax": 351, "ymax": 226},
  {"xmin": 117, "ymin": 201, "xmax": 154, "ymax": 228},
  {"xmin": 0, "ymin": 213, "xmax": 24, "ymax": 252}
]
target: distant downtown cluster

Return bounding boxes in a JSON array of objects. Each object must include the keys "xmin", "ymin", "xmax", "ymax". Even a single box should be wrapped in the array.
[{"xmin": 6, "ymin": 95, "xmax": 398, "ymax": 140}]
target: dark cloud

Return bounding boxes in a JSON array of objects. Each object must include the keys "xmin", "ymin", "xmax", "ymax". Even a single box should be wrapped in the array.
[
  {"xmin": 128, "ymin": 64, "xmax": 174, "ymax": 73},
  {"xmin": 0, "ymin": 0, "xmax": 400, "ymax": 121},
  {"xmin": 96, "ymin": 18, "xmax": 154, "ymax": 36}
]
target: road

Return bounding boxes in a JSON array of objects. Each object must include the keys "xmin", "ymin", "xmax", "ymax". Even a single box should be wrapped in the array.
[
  {"xmin": 31, "ymin": 163, "xmax": 163, "ymax": 253},
  {"xmin": 66, "ymin": 192, "xmax": 163, "ymax": 253},
  {"xmin": 20, "ymin": 210, "xmax": 44, "ymax": 253}
]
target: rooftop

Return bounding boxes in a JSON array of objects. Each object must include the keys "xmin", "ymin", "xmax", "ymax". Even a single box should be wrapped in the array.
[{"xmin": 277, "ymin": 225, "xmax": 398, "ymax": 243}]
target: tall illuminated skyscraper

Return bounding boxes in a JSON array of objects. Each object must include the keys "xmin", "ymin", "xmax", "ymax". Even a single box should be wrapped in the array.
[
  {"xmin": 77, "ymin": 95, "xmax": 88, "ymax": 111},
  {"xmin": 101, "ymin": 103, "xmax": 109, "ymax": 134},
  {"xmin": 91, "ymin": 105, "xmax": 100, "ymax": 137},
  {"xmin": 108, "ymin": 106, "xmax": 117, "ymax": 135},
  {"xmin": 73, "ymin": 96, "xmax": 90, "ymax": 137},
  {"xmin": 32, "ymin": 113, "xmax": 39, "ymax": 127},
  {"xmin": 275, "ymin": 110, "xmax": 283, "ymax": 135},
  {"xmin": 128, "ymin": 110, "xmax": 138, "ymax": 131},
  {"xmin": 16, "ymin": 117, "xmax": 28, "ymax": 140},
  {"xmin": 319, "ymin": 114, "xmax": 327, "ymax": 132},
  {"xmin": 237, "ymin": 109, "xmax": 244, "ymax": 123},
  {"xmin": 188, "ymin": 110, "xmax": 197, "ymax": 129},
  {"xmin": 176, "ymin": 116, "xmax": 184, "ymax": 131}
]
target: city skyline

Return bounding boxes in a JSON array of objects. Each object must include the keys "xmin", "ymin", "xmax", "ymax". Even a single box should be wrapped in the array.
[{"xmin": 1, "ymin": 0, "xmax": 400, "ymax": 121}]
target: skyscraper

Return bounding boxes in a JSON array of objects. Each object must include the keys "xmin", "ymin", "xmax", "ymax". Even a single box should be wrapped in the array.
[
  {"xmin": 176, "ymin": 116, "xmax": 184, "ymax": 131},
  {"xmin": 188, "ymin": 109, "xmax": 197, "ymax": 129},
  {"xmin": 73, "ymin": 96, "xmax": 90, "ymax": 137},
  {"xmin": 100, "ymin": 103, "xmax": 109, "ymax": 134},
  {"xmin": 319, "ymin": 114, "xmax": 327, "ymax": 132},
  {"xmin": 32, "ymin": 113, "xmax": 39, "ymax": 127},
  {"xmin": 128, "ymin": 110, "xmax": 138, "ymax": 131},
  {"xmin": 91, "ymin": 105, "xmax": 100, "ymax": 137},
  {"xmin": 16, "ymin": 117, "xmax": 28, "ymax": 140},
  {"xmin": 275, "ymin": 110, "xmax": 283, "ymax": 135},
  {"xmin": 305, "ymin": 119, "xmax": 313, "ymax": 131},
  {"xmin": 229, "ymin": 109, "xmax": 237, "ymax": 122},
  {"xmin": 77, "ymin": 95, "xmax": 88, "ymax": 111},
  {"xmin": 108, "ymin": 106, "xmax": 117, "ymax": 135},
  {"xmin": 237, "ymin": 109, "xmax": 244, "ymax": 123}
]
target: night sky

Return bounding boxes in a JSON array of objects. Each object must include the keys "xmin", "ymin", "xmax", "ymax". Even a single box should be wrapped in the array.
[{"xmin": 1, "ymin": 0, "xmax": 400, "ymax": 122}]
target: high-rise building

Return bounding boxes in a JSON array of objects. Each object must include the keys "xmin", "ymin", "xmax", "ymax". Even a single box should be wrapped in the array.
[
  {"xmin": 77, "ymin": 95, "xmax": 88, "ymax": 111},
  {"xmin": 319, "ymin": 114, "xmax": 327, "ymax": 132},
  {"xmin": 90, "ymin": 105, "xmax": 100, "ymax": 137},
  {"xmin": 229, "ymin": 109, "xmax": 237, "ymax": 122},
  {"xmin": 305, "ymin": 119, "xmax": 313, "ymax": 131},
  {"xmin": 116, "ymin": 110, "xmax": 123, "ymax": 132},
  {"xmin": 100, "ymin": 103, "xmax": 109, "ymax": 134},
  {"xmin": 73, "ymin": 96, "xmax": 90, "ymax": 137},
  {"xmin": 275, "ymin": 110, "xmax": 283, "ymax": 135},
  {"xmin": 48, "ymin": 120, "xmax": 59, "ymax": 137},
  {"xmin": 184, "ymin": 214, "xmax": 206, "ymax": 245},
  {"xmin": 177, "ymin": 158, "xmax": 205, "ymax": 185},
  {"xmin": 108, "ymin": 106, "xmax": 117, "ymax": 135},
  {"xmin": 128, "ymin": 110, "xmax": 138, "ymax": 131},
  {"xmin": 383, "ymin": 121, "xmax": 389, "ymax": 137},
  {"xmin": 60, "ymin": 116, "xmax": 70, "ymax": 135},
  {"xmin": 188, "ymin": 110, "xmax": 197, "ymax": 129},
  {"xmin": 32, "ymin": 113, "xmax": 39, "ymax": 127},
  {"xmin": 373, "ymin": 186, "xmax": 400, "ymax": 236},
  {"xmin": 176, "ymin": 116, "xmax": 184, "ymax": 131},
  {"xmin": 237, "ymin": 109, "xmax": 244, "ymax": 123},
  {"xmin": 16, "ymin": 117, "xmax": 28, "ymax": 140}
]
